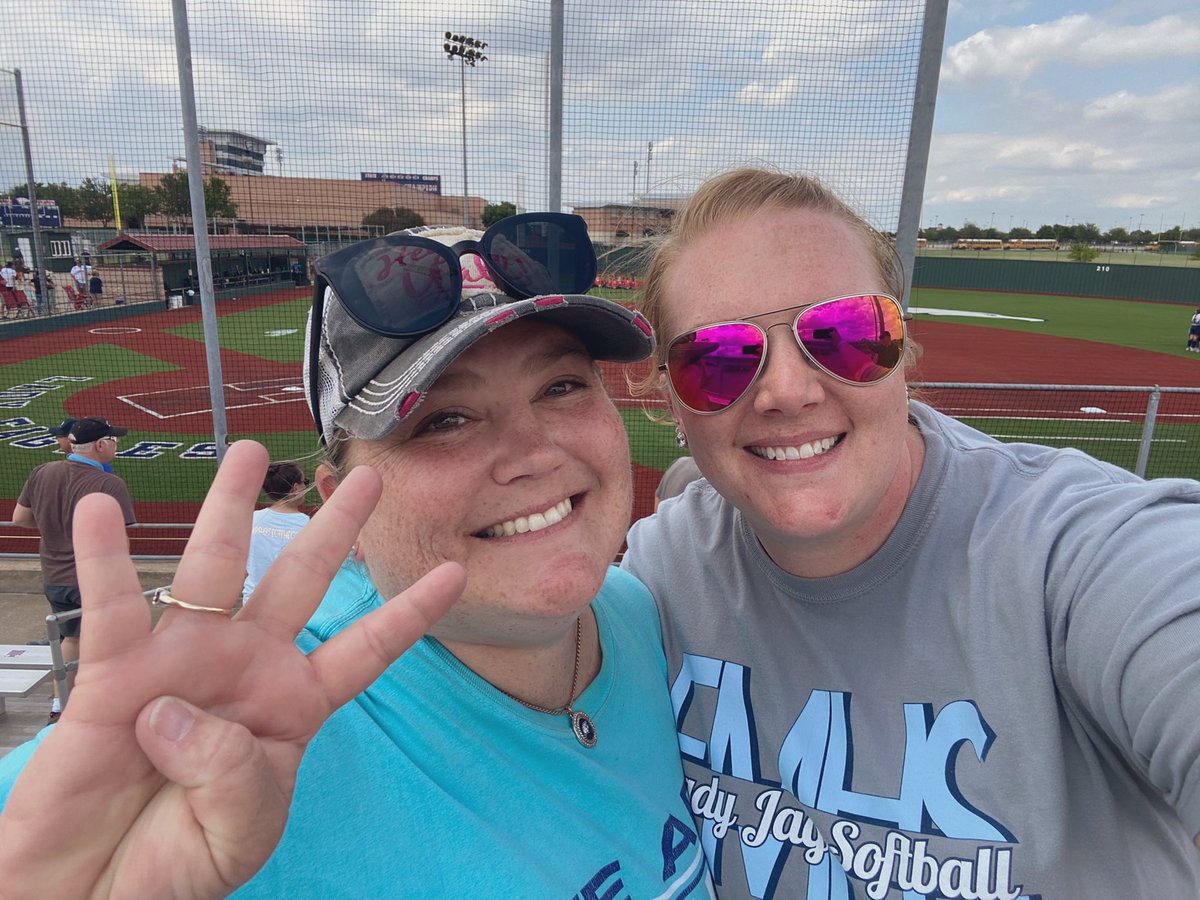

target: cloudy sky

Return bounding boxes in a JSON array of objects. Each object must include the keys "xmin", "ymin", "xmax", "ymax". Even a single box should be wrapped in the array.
[
  {"xmin": 929, "ymin": 0, "xmax": 1199, "ymax": 233},
  {"xmin": 1, "ymin": 0, "xmax": 1196, "ymax": 235}
]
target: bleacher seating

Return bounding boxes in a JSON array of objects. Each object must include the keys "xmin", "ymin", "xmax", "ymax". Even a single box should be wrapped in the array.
[{"xmin": 0, "ymin": 286, "xmax": 34, "ymax": 318}]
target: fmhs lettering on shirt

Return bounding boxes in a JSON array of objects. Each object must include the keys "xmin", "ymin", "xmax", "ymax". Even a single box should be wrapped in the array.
[{"xmin": 672, "ymin": 653, "xmax": 1032, "ymax": 900}]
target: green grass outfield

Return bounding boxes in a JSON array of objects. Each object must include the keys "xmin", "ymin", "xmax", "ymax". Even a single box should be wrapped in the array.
[
  {"xmin": 166, "ymin": 287, "xmax": 1197, "ymax": 359},
  {"xmin": 605, "ymin": 285, "xmax": 1198, "ymax": 357},
  {"xmin": 168, "ymin": 297, "xmax": 311, "ymax": 363},
  {"xmin": 909, "ymin": 287, "xmax": 1196, "ymax": 356},
  {"xmin": 2, "ymin": 287, "xmax": 1196, "ymax": 509}
]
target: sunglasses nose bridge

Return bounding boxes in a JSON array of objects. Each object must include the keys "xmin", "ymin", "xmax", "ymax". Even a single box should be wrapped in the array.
[
  {"xmin": 750, "ymin": 320, "xmax": 827, "ymax": 406},
  {"xmin": 761, "ymin": 319, "xmax": 820, "ymax": 373}
]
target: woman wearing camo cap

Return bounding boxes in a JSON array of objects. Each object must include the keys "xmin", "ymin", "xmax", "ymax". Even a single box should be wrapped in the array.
[{"xmin": 0, "ymin": 215, "xmax": 711, "ymax": 898}]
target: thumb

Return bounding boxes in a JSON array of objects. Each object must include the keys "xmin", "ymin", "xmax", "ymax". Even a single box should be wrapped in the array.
[{"xmin": 135, "ymin": 696, "xmax": 294, "ymax": 884}]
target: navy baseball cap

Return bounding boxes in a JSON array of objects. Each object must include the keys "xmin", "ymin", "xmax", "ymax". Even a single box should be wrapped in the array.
[
  {"xmin": 47, "ymin": 418, "xmax": 77, "ymax": 437},
  {"xmin": 69, "ymin": 417, "xmax": 129, "ymax": 444}
]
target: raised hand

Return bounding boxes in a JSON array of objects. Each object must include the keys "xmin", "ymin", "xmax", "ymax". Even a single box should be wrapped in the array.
[{"xmin": 0, "ymin": 441, "xmax": 465, "ymax": 898}]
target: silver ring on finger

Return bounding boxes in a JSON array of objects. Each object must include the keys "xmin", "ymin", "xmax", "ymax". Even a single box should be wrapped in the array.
[{"xmin": 153, "ymin": 589, "xmax": 231, "ymax": 616}]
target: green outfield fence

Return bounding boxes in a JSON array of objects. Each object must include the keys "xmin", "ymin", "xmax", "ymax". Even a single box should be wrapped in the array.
[{"xmin": 913, "ymin": 257, "xmax": 1200, "ymax": 304}]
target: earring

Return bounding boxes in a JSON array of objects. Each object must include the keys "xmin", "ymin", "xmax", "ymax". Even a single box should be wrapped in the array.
[{"xmin": 675, "ymin": 427, "xmax": 688, "ymax": 448}]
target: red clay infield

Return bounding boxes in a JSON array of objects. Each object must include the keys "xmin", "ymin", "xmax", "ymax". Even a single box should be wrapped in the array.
[
  {"xmin": 906, "ymin": 319, "xmax": 1200, "ymax": 387},
  {"xmin": 5, "ymin": 305, "xmax": 1197, "ymax": 552}
]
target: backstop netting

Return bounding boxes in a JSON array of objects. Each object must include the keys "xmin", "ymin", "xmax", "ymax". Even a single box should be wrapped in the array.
[{"xmin": 0, "ymin": 0, "xmax": 927, "ymax": 553}]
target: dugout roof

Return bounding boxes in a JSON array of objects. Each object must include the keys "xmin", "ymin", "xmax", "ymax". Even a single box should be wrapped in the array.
[{"xmin": 96, "ymin": 234, "xmax": 305, "ymax": 253}]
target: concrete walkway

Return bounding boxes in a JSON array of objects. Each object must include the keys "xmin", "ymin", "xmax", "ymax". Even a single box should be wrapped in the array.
[{"xmin": 0, "ymin": 558, "xmax": 177, "ymax": 758}]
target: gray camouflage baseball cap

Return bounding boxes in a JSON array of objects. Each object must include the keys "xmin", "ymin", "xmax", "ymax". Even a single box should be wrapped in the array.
[{"xmin": 304, "ymin": 226, "xmax": 654, "ymax": 442}]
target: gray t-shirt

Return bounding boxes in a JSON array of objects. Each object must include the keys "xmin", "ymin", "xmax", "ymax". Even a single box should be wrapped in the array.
[
  {"xmin": 624, "ymin": 400, "xmax": 1200, "ymax": 899},
  {"xmin": 656, "ymin": 456, "xmax": 703, "ymax": 503}
]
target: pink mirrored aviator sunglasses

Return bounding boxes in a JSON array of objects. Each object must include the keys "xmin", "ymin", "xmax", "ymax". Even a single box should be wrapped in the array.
[{"xmin": 660, "ymin": 293, "xmax": 906, "ymax": 414}]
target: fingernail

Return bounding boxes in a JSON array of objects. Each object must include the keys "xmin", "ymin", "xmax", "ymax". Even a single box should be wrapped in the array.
[{"xmin": 149, "ymin": 697, "xmax": 196, "ymax": 742}]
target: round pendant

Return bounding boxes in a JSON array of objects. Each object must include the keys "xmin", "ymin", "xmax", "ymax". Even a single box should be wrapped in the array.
[{"xmin": 570, "ymin": 710, "xmax": 597, "ymax": 748}]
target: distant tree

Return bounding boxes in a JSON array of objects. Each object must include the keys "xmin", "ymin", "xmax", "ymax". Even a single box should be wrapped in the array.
[
  {"xmin": 156, "ymin": 171, "xmax": 191, "ymax": 219},
  {"xmin": 155, "ymin": 171, "xmax": 237, "ymax": 224},
  {"xmin": 1007, "ymin": 226, "xmax": 1033, "ymax": 240},
  {"xmin": 1160, "ymin": 225, "xmax": 1183, "ymax": 243},
  {"xmin": 204, "ymin": 176, "xmax": 238, "ymax": 219},
  {"xmin": 936, "ymin": 225, "xmax": 959, "ymax": 242},
  {"xmin": 1067, "ymin": 242, "xmax": 1098, "ymax": 262},
  {"xmin": 480, "ymin": 201, "xmax": 517, "ymax": 228},
  {"xmin": 5, "ymin": 181, "xmax": 80, "ymax": 218},
  {"xmin": 77, "ymin": 177, "xmax": 115, "ymax": 225},
  {"xmin": 1075, "ymin": 222, "xmax": 1102, "ymax": 243},
  {"xmin": 1034, "ymin": 224, "xmax": 1057, "ymax": 239},
  {"xmin": 117, "ymin": 184, "xmax": 160, "ymax": 230},
  {"xmin": 959, "ymin": 222, "xmax": 983, "ymax": 239},
  {"xmin": 1104, "ymin": 227, "xmax": 1130, "ymax": 244},
  {"xmin": 362, "ymin": 206, "xmax": 424, "ymax": 234}
]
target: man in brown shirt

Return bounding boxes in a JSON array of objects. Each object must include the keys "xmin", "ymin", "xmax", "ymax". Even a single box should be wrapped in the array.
[{"xmin": 14, "ymin": 417, "xmax": 136, "ymax": 718}]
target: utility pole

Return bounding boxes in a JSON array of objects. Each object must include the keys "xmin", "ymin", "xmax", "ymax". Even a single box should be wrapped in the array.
[
  {"xmin": 645, "ymin": 141, "xmax": 653, "ymax": 199},
  {"xmin": 0, "ymin": 68, "xmax": 47, "ymax": 307}
]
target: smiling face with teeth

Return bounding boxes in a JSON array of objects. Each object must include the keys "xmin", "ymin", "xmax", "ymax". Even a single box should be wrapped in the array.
[
  {"xmin": 661, "ymin": 207, "xmax": 925, "ymax": 577},
  {"xmin": 328, "ymin": 319, "xmax": 633, "ymax": 644}
]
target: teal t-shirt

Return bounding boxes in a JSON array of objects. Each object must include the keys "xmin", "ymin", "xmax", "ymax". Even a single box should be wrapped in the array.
[
  {"xmin": 0, "ymin": 563, "xmax": 710, "ymax": 898},
  {"xmin": 234, "ymin": 562, "xmax": 711, "ymax": 898}
]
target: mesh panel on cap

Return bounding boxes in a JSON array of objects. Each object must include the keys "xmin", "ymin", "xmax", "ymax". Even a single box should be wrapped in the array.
[
  {"xmin": 304, "ymin": 294, "xmax": 349, "ymax": 440},
  {"xmin": 316, "ymin": 344, "xmax": 343, "ymax": 439}
]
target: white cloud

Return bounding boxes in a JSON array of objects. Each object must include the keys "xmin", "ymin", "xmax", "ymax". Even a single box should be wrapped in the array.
[
  {"xmin": 929, "ymin": 185, "xmax": 1026, "ymax": 203},
  {"xmin": 1106, "ymin": 193, "xmax": 1170, "ymax": 209},
  {"xmin": 942, "ymin": 13, "xmax": 1200, "ymax": 83},
  {"xmin": 737, "ymin": 77, "xmax": 798, "ymax": 106},
  {"xmin": 1083, "ymin": 83, "xmax": 1200, "ymax": 123}
]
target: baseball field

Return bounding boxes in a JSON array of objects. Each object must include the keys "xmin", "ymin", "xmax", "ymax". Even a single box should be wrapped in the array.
[{"xmin": 1, "ymin": 283, "xmax": 1197, "ymax": 554}]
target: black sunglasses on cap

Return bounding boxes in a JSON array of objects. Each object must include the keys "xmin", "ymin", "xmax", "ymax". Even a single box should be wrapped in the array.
[
  {"xmin": 306, "ymin": 212, "xmax": 599, "ymax": 442},
  {"xmin": 311, "ymin": 212, "xmax": 597, "ymax": 338}
]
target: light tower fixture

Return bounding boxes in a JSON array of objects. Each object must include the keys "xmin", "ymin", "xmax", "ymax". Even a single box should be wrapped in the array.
[{"xmin": 443, "ymin": 31, "xmax": 489, "ymax": 228}]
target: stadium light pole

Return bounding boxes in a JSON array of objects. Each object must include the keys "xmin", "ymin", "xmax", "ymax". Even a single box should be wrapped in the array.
[
  {"xmin": 645, "ymin": 141, "xmax": 653, "ymax": 198},
  {"xmin": 443, "ymin": 32, "xmax": 488, "ymax": 228},
  {"xmin": 0, "ymin": 67, "xmax": 47, "ymax": 310}
]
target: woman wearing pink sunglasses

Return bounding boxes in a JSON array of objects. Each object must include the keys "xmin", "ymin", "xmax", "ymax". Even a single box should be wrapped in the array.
[{"xmin": 623, "ymin": 168, "xmax": 1200, "ymax": 898}]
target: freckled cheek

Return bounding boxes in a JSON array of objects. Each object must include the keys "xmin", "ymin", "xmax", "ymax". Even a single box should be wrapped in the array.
[
  {"xmin": 359, "ymin": 476, "xmax": 461, "ymax": 581},
  {"xmin": 586, "ymin": 413, "xmax": 634, "ymax": 485}
]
